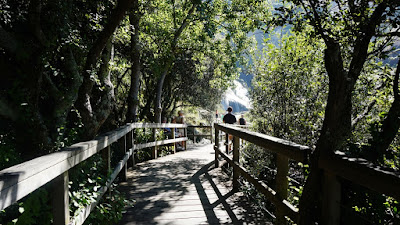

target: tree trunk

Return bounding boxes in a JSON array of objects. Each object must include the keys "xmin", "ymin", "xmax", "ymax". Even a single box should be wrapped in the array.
[
  {"xmin": 298, "ymin": 3, "xmax": 389, "ymax": 223},
  {"xmin": 298, "ymin": 42, "xmax": 354, "ymax": 225},
  {"xmin": 75, "ymin": 0, "xmax": 133, "ymax": 140},
  {"xmin": 154, "ymin": 65, "xmax": 172, "ymax": 123},
  {"xmin": 127, "ymin": 4, "xmax": 141, "ymax": 123},
  {"xmin": 153, "ymin": 3, "xmax": 197, "ymax": 123},
  {"xmin": 369, "ymin": 58, "xmax": 400, "ymax": 161}
]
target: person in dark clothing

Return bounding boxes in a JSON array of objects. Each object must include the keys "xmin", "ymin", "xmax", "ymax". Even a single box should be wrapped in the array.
[
  {"xmin": 239, "ymin": 115, "xmax": 246, "ymax": 125},
  {"xmin": 223, "ymin": 106, "xmax": 236, "ymax": 151},
  {"xmin": 223, "ymin": 106, "xmax": 237, "ymax": 124}
]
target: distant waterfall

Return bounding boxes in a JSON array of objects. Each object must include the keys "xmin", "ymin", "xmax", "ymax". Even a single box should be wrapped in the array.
[{"xmin": 221, "ymin": 80, "xmax": 251, "ymax": 113}]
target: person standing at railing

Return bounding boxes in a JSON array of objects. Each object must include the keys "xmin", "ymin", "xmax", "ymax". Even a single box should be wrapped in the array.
[
  {"xmin": 239, "ymin": 115, "xmax": 246, "ymax": 125},
  {"xmin": 223, "ymin": 106, "xmax": 236, "ymax": 151},
  {"xmin": 223, "ymin": 106, "xmax": 236, "ymax": 124}
]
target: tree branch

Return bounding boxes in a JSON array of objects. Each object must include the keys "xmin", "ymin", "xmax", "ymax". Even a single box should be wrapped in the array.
[
  {"xmin": 351, "ymin": 100, "xmax": 376, "ymax": 129},
  {"xmin": 348, "ymin": 2, "xmax": 387, "ymax": 82},
  {"xmin": 368, "ymin": 58, "xmax": 400, "ymax": 161},
  {"xmin": 76, "ymin": 0, "xmax": 134, "ymax": 139}
]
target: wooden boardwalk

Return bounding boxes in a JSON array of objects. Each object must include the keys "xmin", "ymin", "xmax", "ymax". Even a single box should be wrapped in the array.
[{"xmin": 117, "ymin": 143, "xmax": 271, "ymax": 225}]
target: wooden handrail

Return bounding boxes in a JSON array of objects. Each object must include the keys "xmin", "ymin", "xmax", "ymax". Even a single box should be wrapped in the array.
[
  {"xmin": 213, "ymin": 123, "xmax": 400, "ymax": 224},
  {"xmin": 187, "ymin": 125, "xmax": 211, "ymax": 128},
  {"xmin": 214, "ymin": 123, "xmax": 311, "ymax": 163},
  {"xmin": 0, "ymin": 123, "xmax": 188, "ymax": 225},
  {"xmin": 319, "ymin": 151, "xmax": 400, "ymax": 200},
  {"xmin": 187, "ymin": 125, "xmax": 213, "ymax": 143}
]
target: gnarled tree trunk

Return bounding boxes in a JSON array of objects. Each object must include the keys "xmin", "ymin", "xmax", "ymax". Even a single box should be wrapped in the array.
[{"xmin": 127, "ymin": 3, "xmax": 142, "ymax": 123}]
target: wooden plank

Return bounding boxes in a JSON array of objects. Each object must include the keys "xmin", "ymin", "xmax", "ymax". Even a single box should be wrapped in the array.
[
  {"xmin": 0, "ymin": 123, "xmax": 188, "ymax": 211},
  {"xmin": 215, "ymin": 147, "xmax": 299, "ymax": 223},
  {"xmin": 188, "ymin": 125, "xmax": 212, "ymax": 128},
  {"xmin": 102, "ymin": 146, "xmax": 111, "ymax": 177},
  {"xmin": 215, "ymin": 124, "xmax": 311, "ymax": 163},
  {"xmin": 171, "ymin": 128, "xmax": 176, "ymax": 154},
  {"xmin": 275, "ymin": 154, "xmax": 289, "ymax": 225},
  {"xmin": 128, "ymin": 123, "xmax": 187, "ymax": 129},
  {"xmin": 50, "ymin": 172, "xmax": 70, "ymax": 225},
  {"xmin": 187, "ymin": 134, "xmax": 212, "ymax": 137},
  {"xmin": 233, "ymin": 136, "xmax": 240, "ymax": 191},
  {"xmin": 321, "ymin": 171, "xmax": 341, "ymax": 225},
  {"xmin": 0, "ymin": 124, "xmax": 131, "ymax": 210},
  {"xmin": 214, "ymin": 127, "xmax": 219, "ymax": 168},
  {"xmin": 132, "ymin": 137, "xmax": 188, "ymax": 151},
  {"xmin": 319, "ymin": 151, "xmax": 400, "ymax": 200},
  {"xmin": 118, "ymin": 144, "xmax": 273, "ymax": 225},
  {"xmin": 152, "ymin": 128, "xmax": 157, "ymax": 159}
]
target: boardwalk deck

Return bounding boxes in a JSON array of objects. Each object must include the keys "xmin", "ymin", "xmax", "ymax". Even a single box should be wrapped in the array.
[{"xmin": 117, "ymin": 143, "xmax": 272, "ymax": 225}]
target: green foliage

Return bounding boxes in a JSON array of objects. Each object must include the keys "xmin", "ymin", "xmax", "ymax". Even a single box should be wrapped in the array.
[
  {"xmin": 0, "ymin": 189, "xmax": 52, "ymax": 225},
  {"xmin": 84, "ymin": 186, "xmax": 135, "ymax": 225},
  {"xmin": 69, "ymin": 153, "xmax": 132, "ymax": 225},
  {"xmin": 240, "ymin": 143, "xmax": 276, "ymax": 214},
  {"xmin": 249, "ymin": 27, "xmax": 327, "ymax": 146},
  {"xmin": 0, "ymin": 134, "xmax": 20, "ymax": 170},
  {"xmin": 343, "ymin": 183, "xmax": 400, "ymax": 224},
  {"xmin": 69, "ymin": 155, "xmax": 107, "ymax": 217},
  {"xmin": 132, "ymin": 128, "xmax": 153, "ymax": 162}
]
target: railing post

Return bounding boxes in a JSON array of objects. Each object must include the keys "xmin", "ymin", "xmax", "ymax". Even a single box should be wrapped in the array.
[
  {"xmin": 171, "ymin": 126, "xmax": 176, "ymax": 154},
  {"xmin": 152, "ymin": 128, "xmax": 157, "ymax": 159},
  {"xmin": 214, "ymin": 126, "xmax": 219, "ymax": 168},
  {"xmin": 233, "ymin": 136, "xmax": 240, "ymax": 191},
  {"xmin": 275, "ymin": 154, "xmax": 289, "ymax": 225},
  {"xmin": 131, "ymin": 130, "xmax": 135, "ymax": 166},
  {"xmin": 194, "ymin": 127, "xmax": 197, "ymax": 144},
  {"xmin": 102, "ymin": 146, "xmax": 111, "ymax": 177},
  {"xmin": 322, "ymin": 171, "xmax": 341, "ymax": 225},
  {"xmin": 119, "ymin": 134, "xmax": 127, "ymax": 181},
  {"xmin": 50, "ymin": 171, "xmax": 70, "ymax": 225},
  {"xmin": 184, "ymin": 126, "xmax": 187, "ymax": 150},
  {"xmin": 210, "ymin": 125, "xmax": 213, "ymax": 143},
  {"xmin": 127, "ymin": 130, "xmax": 133, "ymax": 168},
  {"xmin": 225, "ymin": 133, "xmax": 229, "ymax": 154}
]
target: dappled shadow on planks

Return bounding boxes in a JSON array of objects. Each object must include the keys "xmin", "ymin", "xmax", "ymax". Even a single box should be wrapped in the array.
[{"xmin": 117, "ymin": 144, "xmax": 272, "ymax": 225}]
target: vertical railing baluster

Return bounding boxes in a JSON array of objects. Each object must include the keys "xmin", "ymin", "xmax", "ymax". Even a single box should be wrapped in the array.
[
  {"xmin": 184, "ymin": 126, "xmax": 187, "ymax": 150},
  {"xmin": 152, "ymin": 127, "xmax": 157, "ymax": 159},
  {"xmin": 120, "ymin": 134, "xmax": 127, "ymax": 181},
  {"xmin": 275, "ymin": 154, "xmax": 289, "ymax": 225},
  {"xmin": 126, "ymin": 130, "xmax": 133, "ymax": 168},
  {"xmin": 102, "ymin": 146, "xmax": 111, "ymax": 177},
  {"xmin": 210, "ymin": 125, "xmax": 213, "ymax": 143},
  {"xmin": 171, "ymin": 126, "xmax": 176, "ymax": 154},
  {"xmin": 225, "ymin": 133, "xmax": 229, "ymax": 154},
  {"xmin": 214, "ymin": 126, "xmax": 219, "ymax": 168},
  {"xmin": 50, "ymin": 171, "xmax": 70, "ymax": 225},
  {"xmin": 194, "ymin": 127, "xmax": 197, "ymax": 144},
  {"xmin": 131, "ymin": 130, "xmax": 135, "ymax": 167},
  {"xmin": 322, "ymin": 171, "xmax": 341, "ymax": 225},
  {"xmin": 233, "ymin": 136, "xmax": 240, "ymax": 191}
]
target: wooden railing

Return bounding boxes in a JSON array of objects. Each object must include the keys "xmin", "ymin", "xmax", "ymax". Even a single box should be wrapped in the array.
[
  {"xmin": 0, "ymin": 123, "xmax": 188, "ymax": 225},
  {"xmin": 213, "ymin": 123, "xmax": 400, "ymax": 225},
  {"xmin": 187, "ymin": 125, "xmax": 213, "ymax": 143}
]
